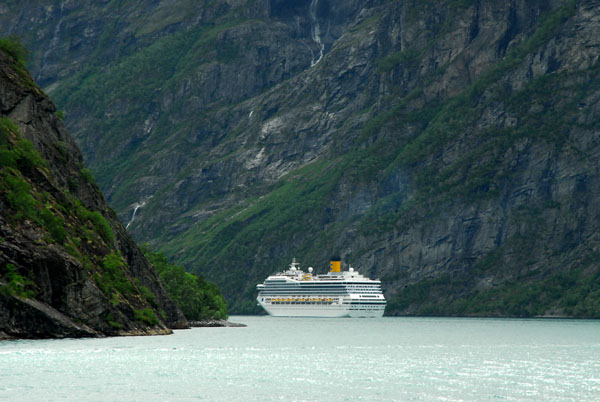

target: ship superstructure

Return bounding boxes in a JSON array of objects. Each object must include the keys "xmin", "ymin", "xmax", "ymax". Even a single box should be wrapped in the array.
[{"xmin": 256, "ymin": 258, "xmax": 386, "ymax": 317}]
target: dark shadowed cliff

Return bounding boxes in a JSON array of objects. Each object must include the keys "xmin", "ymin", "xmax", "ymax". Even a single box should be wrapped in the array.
[
  {"xmin": 0, "ymin": 46, "xmax": 188, "ymax": 339},
  {"xmin": 3, "ymin": 0, "xmax": 599, "ymax": 316}
]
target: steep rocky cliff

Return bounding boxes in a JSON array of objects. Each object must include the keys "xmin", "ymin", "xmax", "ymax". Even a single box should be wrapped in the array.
[
  {"xmin": 0, "ymin": 47, "xmax": 187, "ymax": 339},
  {"xmin": 4, "ymin": 0, "xmax": 600, "ymax": 316}
]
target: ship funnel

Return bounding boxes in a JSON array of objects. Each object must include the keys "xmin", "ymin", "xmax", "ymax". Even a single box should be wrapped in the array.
[{"xmin": 329, "ymin": 259, "xmax": 341, "ymax": 273}]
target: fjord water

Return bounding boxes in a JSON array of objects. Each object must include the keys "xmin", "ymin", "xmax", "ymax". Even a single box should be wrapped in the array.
[{"xmin": 1, "ymin": 317, "xmax": 599, "ymax": 401}]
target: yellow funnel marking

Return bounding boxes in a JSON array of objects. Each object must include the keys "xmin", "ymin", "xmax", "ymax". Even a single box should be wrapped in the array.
[{"xmin": 329, "ymin": 260, "xmax": 341, "ymax": 272}]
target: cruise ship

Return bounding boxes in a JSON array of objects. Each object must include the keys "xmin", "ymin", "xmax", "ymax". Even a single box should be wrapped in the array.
[{"xmin": 256, "ymin": 258, "xmax": 386, "ymax": 317}]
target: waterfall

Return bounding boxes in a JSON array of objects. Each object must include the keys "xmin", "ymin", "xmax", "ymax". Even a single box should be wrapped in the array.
[
  {"xmin": 309, "ymin": 0, "xmax": 324, "ymax": 67},
  {"xmin": 37, "ymin": 1, "xmax": 65, "ymax": 82},
  {"xmin": 126, "ymin": 201, "xmax": 147, "ymax": 229}
]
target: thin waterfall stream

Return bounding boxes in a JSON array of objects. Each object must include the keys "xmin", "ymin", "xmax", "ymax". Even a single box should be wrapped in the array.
[
  {"xmin": 37, "ymin": 1, "xmax": 65, "ymax": 82},
  {"xmin": 126, "ymin": 201, "xmax": 147, "ymax": 229},
  {"xmin": 309, "ymin": 0, "xmax": 324, "ymax": 66}
]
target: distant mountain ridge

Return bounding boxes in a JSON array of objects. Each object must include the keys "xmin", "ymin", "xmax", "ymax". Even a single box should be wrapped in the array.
[{"xmin": 3, "ymin": 0, "xmax": 600, "ymax": 316}]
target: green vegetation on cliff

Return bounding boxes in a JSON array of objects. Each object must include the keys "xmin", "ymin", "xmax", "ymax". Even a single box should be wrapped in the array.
[
  {"xmin": 1, "ymin": 117, "xmax": 113, "ymax": 251},
  {"xmin": 0, "ymin": 263, "xmax": 35, "ymax": 299},
  {"xmin": 1, "ymin": 117, "xmax": 67, "ymax": 245},
  {"xmin": 0, "ymin": 45, "xmax": 187, "ymax": 336},
  {"xmin": 0, "ymin": 36, "xmax": 28, "ymax": 66},
  {"xmin": 0, "ymin": 116, "xmax": 150, "ymax": 313},
  {"xmin": 143, "ymin": 246, "xmax": 228, "ymax": 320}
]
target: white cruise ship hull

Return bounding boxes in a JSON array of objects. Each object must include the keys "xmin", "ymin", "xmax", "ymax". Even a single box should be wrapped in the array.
[
  {"xmin": 257, "ymin": 299, "xmax": 385, "ymax": 318},
  {"xmin": 256, "ymin": 259, "xmax": 386, "ymax": 318}
]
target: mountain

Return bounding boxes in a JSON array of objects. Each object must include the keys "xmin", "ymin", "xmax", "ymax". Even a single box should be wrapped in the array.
[
  {"xmin": 0, "ymin": 42, "xmax": 188, "ymax": 339},
  {"xmin": 3, "ymin": 0, "xmax": 599, "ymax": 316}
]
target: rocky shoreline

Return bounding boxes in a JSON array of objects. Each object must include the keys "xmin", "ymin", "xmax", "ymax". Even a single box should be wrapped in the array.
[{"xmin": 188, "ymin": 319, "xmax": 246, "ymax": 328}]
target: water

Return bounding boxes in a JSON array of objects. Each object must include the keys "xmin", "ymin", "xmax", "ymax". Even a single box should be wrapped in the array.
[{"xmin": 1, "ymin": 316, "xmax": 599, "ymax": 401}]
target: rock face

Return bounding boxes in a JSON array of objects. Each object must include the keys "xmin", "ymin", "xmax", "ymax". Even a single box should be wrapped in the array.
[
  {"xmin": 0, "ymin": 50, "xmax": 187, "ymax": 339},
  {"xmin": 3, "ymin": 0, "xmax": 600, "ymax": 316}
]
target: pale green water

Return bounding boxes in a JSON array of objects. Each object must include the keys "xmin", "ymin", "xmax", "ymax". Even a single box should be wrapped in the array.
[{"xmin": 1, "ymin": 316, "xmax": 599, "ymax": 401}]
